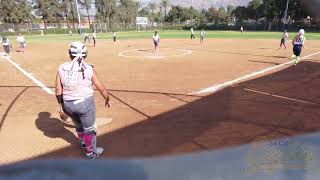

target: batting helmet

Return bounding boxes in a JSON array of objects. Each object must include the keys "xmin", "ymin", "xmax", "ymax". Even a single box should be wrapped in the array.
[
  {"xmin": 298, "ymin": 29, "xmax": 305, "ymax": 35},
  {"xmin": 68, "ymin": 41, "xmax": 88, "ymax": 58}
]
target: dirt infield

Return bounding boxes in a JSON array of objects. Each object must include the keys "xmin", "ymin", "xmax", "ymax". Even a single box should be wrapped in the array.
[{"xmin": 1, "ymin": 38, "xmax": 320, "ymax": 164}]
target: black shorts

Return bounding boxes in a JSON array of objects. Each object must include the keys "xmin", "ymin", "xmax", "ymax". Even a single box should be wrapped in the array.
[
  {"xmin": 154, "ymin": 41, "xmax": 158, "ymax": 46},
  {"xmin": 293, "ymin": 44, "xmax": 302, "ymax": 56},
  {"xmin": 113, "ymin": 37, "xmax": 116, "ymax": 42},
  {"xmin": 280, "ymin": 38, "xmax": 286, "ymax": 44}
]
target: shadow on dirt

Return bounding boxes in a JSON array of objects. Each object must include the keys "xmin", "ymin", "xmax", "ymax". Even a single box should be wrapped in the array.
[{"xmin": 27, "ymin": 61, "xmax": 320, "ymax": 159}]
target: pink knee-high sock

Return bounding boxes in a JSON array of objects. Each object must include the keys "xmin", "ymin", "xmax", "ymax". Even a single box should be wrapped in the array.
[{"xmin": 83, "ymin": 134, "xmax": 96, "ymax": 153}]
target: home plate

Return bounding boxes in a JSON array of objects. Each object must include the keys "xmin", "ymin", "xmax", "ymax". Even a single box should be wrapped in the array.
[{"xmin": 96, "ymin": 118, "xmax": 113, "ymax": 126}]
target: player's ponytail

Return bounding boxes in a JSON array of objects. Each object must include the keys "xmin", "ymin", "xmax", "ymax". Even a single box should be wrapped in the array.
[
  {"xmin": 68, "ymin": 41, "xmax": 88, "ymax": 80},
  {"xmin": 77, "ymin": 58, "xmax": 85, "ymax": 80}
]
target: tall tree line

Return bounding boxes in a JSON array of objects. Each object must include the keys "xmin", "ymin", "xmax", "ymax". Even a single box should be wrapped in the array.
[
  {"xmin": 0, "ymin": 0, "xmax": 33, "ymax": 23},
  {"xmin": 0, "ymin": 0, "xmax": 316, "ymax": 29},
  {"xmin": 232, "ymin": 0, "xmax": 310, "ymax": 29}
]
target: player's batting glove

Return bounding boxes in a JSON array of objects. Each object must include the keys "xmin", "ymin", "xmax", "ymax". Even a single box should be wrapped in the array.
[{"xmin": 105, "ymin": 101, "xmax": 110, "ymax": 108}]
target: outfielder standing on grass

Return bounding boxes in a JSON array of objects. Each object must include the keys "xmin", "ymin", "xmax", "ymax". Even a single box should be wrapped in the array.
[
  {"xmin": 112, "ymin": 31, "xmax": 117, "ymax": 44},
  {"xmin": 191, "ymin": 28, "xmax": 195, "ymax": 39},
  {"xmin": 55, "ymin": 41, "xmax": 110, "ymax": 159},
  {"xmin": 92, "ymin": 30, "xmax": 97, "ymax": 47},
  {"xmin": 279, "ymin": 30, "xmax": 289, "ymax": 50},
  {"xmin": 291, "ymin": 29, "xmax": 306, "ymax": 65},
  {"xmin": 200, "ymin": 29, "xmax": 205, "ymax": 45},
  {"xmin": 152, "ymin": 31, "xmax": 160, "ymax": 52}
]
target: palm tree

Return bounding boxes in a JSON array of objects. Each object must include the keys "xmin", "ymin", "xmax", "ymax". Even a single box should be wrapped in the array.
[
  {"xmin": 82, "ymin": 0, "xmax": 92, "ymax": 25},
  {"xmin": 147, "ymin": 2, "xmax": 157, "ymax": 23},
  {"xmin": 160, "ymin": 0, "xmax": 170, "ymax": 21},
  {"xmin": 61, "ymin": 0, "xmax": 70, "ymax": 28},
  {"xmin": 68, "ymin": 0, "xmax": 76, "ymax": 28},
  {"xmin": 148, "ymin": 2, "xmax": 157, "ymax": 14}
]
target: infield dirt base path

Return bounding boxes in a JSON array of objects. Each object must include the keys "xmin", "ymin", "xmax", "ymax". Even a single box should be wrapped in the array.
[{"xmin": 1, "ymin": 38, "xmax": 320, "ymax": 164}]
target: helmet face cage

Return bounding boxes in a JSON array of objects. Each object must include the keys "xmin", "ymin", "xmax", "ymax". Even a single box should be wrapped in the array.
[{"xmin": 68, "ymin": 42, "xmax": 88, "ymax": 59}]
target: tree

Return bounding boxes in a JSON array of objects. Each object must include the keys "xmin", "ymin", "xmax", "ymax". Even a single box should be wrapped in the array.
[
  {"xmin": 247, "ymin": 0, "xmax": 262, "ymax": 20},
  {"xmin": 262, "ymin": 0, "xmax": 281, "ymax": 30},
  {"xmin": 95, "ymin": 0, "xmax": 117, "ymax": 23},
  {"xmin": 67, "ymin": 0, "xmax": 77, "ymax": 28},
  {"xmin": 147, "ymin": 2, "xmax": 157, "ymax": 22},
  {"xmin": 160, "ymin": 0, "xmax": 170, "ymax": 21},
  {"xmin": 231, "ymin": 0, "xmax": 310, "ymax": 30},
  {"xmin": 0, "ymin": 0, "xmax": 33, "ymax": 23},
  {"xmin": 139, "ymin": 7, "xmax": 149, "ymax": 17},
  {"xmin": 207, "ymin": 7, "xmax": 228, "ymax": 24},
  {"xmin": 199, "ymin": 9, "xmax": 208, "ymax": 25},
  {"xmin": 187, "ymin": 6, "xmax": 199, "ymax": 23},
  {"xmin": 232, "ymin": 6, "xmax": 248, "ymax": 23},
  {"xmin": 117, "ymin": 0, "xmax": 138, "ymax": 24},
  {"xmin": 227, "ymin": 5, "xmax": 235, "ymax": 14},
  {"xmin": 82, "ymin": 0, "xmax": 93, "ymax": 25},
  {"xmin": 218, "ymin": 7, "xmax": 228, "ymax": 22},
  {"xmin": 18, "ymin": 0, "xmax": 34, "ymax": 22},
  {"xmin": 34, "ymin": 0, "xmax": 61, "ymax": 29},
  {"xmin": 167, "ymin": 6, "xmax": 189, "ymax": 23},
  {"xmin": 60, "ymin": 0, "xmax": 72, "ymax": 28},
  {"xmin": 287, "ymin": 0, "xmax": 308, "ymax": 21},
  {"xmin": 147, "ymin": 2, "xmax": 157, "ymax": 14}
]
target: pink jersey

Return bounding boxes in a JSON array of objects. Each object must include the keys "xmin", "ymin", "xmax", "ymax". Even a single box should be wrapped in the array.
[{"xmin": 58, "ymin": 61, "xmax": 94, "ymax": 101}]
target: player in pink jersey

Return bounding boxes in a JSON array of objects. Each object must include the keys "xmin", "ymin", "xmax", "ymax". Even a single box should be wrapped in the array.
[{"xmin": 55, "ymin": 41, "xmax": 110, "ymax": 159}]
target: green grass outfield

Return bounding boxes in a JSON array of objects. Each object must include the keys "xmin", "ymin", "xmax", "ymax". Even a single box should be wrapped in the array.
[{"xmin": 7, "ymin": 30, "xmax": 320, "ymax": 43}]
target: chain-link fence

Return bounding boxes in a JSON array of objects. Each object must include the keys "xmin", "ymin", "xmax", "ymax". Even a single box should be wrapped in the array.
[{"xmin": 1, "ymin": 20, "xmax": 319, "ymax": 36}]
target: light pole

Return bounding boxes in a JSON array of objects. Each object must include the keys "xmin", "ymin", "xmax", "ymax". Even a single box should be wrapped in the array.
[{"xmin": 75, "ymin": 0, "xmax": 82, "ymax": 34}]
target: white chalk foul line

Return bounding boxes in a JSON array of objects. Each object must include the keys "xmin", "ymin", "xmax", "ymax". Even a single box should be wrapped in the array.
[
  {"xmin": 244, "ymin": 88, "xmax": 318, "ymax": 105},
  {"xmin": 194, "ymin": 51, "xmax": 320, "ymax": 94},
  {"xmin": 1, "ymin": 55, "xmax": 54, "ymax": 95}
]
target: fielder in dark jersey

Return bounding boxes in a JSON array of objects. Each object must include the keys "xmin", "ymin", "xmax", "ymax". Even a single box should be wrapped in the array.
[{"xmin": 279, "ymin": 30, "xmax": 289, "ymax": 50}]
